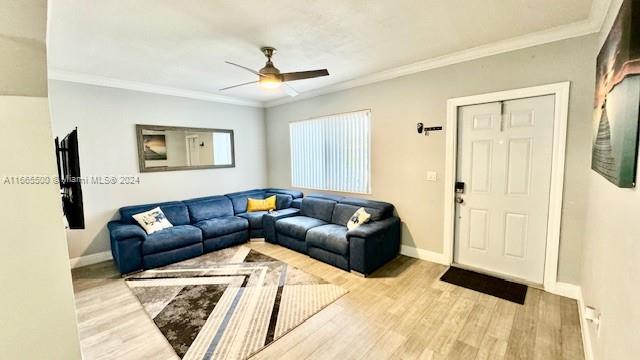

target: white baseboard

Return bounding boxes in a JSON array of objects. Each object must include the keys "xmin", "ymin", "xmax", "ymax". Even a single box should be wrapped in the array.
[
  {"xmin": 548, "ymin": 281, "xmax": 581, "ymax": 299},
  {"xmin": 575, "ymin": 286, "xmax": 595, "ymax": 360},
  {"xmin": 69, "ymin": 250, "xmax": 113, "ymax": 269},
  {"xmin": 400, "ymin": 245, "xmax": 449, "ymax": 265}
]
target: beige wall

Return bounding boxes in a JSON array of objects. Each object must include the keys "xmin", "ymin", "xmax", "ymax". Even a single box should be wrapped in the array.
[
  {"xmin": 266, "ymin": 35, "xmax": 598, "ymax": 284},
  {"xmin": 0, "ymin": 1, "xmax": 81, "ymax": 359},
  {"xmin": 579, "ymin": 0, "xmax": 640, "ymax": 358},
  {"xmin": 0, "ymin": 1, "xmax": 48, "ymax": 96},
  {"xmin": 48, "ymin": 81, "xmax": 268, "ymax": 259}
]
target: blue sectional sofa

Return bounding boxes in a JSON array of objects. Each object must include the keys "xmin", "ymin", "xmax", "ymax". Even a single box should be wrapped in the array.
[
  {"xmin": 108, "ymin": 188, "xmax": 302, "ymax": 273},
  {"xmin": 108, "ymin": 188, "xmax": 400, "ymax": 277},
  {"xmin": 265, "ymin": 194, "xmax": 401, "ymax": 276}
]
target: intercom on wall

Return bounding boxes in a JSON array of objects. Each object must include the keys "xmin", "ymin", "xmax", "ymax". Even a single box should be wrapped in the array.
[{"xmin": 416, "ymin": 122, "xmax": 443, "ymax": 136}]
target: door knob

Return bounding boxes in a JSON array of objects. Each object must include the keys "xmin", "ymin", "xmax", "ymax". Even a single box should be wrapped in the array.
[{"xmin": 455, "ymin": 196, "xmax": 464, "ymax": 205}]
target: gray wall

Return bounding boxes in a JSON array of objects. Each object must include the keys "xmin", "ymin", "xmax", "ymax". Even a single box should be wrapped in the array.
[
  {"xmin": 49, "ymin": 81, "xmax": 268, "ymax": 259},
  {"xmin": 580, "ymin": 1, "xmax": 640, "ymax": 358},
  {"xmin": 0, "ymin": 1, "xmax": 82, "ymax": 358},
  {"xmin": 266, "ymin": 35, "xmax": 598, "ymax": 284}
]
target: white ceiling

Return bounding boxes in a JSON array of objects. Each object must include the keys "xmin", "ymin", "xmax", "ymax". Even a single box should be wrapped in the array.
[{"xmin": 48, "ymin": 0, "xmax": 601, "ymax": 105}]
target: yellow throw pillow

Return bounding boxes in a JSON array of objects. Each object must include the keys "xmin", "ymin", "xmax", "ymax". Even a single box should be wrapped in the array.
[{"xmin": 247, "ymin": 195, "xmax": 276, "ymax": 212}]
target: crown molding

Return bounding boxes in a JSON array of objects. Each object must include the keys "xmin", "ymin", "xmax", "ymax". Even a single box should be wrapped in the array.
[
  {"xmin": 47, "ymin": 69, "xmax": 263, "ymax": 108},
  {"xmin": 266, "ymin": 0, "xmax": 611, "ymax": 107},
  {"xmin": 589, "ymin": 0, "xmax": 616, "ymax": 33}
]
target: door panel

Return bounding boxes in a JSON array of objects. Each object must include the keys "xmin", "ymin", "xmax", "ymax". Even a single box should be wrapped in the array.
[
  {"xmin": 503, "ymin": 212, "xmax": 528, "ymax": 258},
  {"xmin": 506, "ymin": 138, "xmax": 532, "ymax": 195},
  {"xmin": 454, "ymin": 95, "xmax": 555, "ymax": 283},
  {"xmin": 468, "ymin": 208, "xmax": 489, "ymax": 251},
  {"xmin": 472, "ymin": 113, "xmax": 495, "ymax": 130},
  {"xmin": 508, "ymin": 109, "xmax": 535, "ymax": 128},
  {"xmin": 470, "ymin": 140, "xmax": 492, "ymax": 192}
]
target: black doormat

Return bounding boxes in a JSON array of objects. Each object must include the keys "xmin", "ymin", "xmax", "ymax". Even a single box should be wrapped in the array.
[{"xmin": 440, "ymin": 267, "xmax": 528, "ymax": 305}]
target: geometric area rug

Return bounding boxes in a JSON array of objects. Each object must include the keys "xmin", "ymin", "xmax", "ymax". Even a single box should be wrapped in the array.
[{"xmin": 125, "ymin": 245, "xmax": 347, "ymax": 359}]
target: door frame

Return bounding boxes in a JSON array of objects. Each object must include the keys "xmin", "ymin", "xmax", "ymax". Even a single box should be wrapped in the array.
[{"xmin": 443, "ymin": 81, "xmax": 570, "ymax": 291}]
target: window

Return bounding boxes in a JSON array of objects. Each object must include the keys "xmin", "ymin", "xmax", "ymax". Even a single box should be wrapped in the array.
[{"xmin": 289, "ymin": 110, "xmax": 371, "ymax": 194}]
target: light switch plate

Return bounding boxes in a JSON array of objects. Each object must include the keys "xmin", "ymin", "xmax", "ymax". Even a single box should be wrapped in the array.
[{"xmin": 427, "ymin": 171, "xmax": 438, "ymax": 181}]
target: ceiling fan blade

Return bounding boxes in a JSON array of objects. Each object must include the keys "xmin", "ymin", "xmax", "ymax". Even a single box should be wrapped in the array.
[
  {"xmin": 219, "ymin": 80, "xmax": 258, "ymax": 91},
  {"xmin": 281, "ymin": 69, "xmax": 329, "ymax": 82},
  {"xmin": 283, "ymin": 83, "xmax": 299, "ymax": 97},
  {"xmin": 224, "ymin": 61, "xmax": 264, "ymax": 77}
]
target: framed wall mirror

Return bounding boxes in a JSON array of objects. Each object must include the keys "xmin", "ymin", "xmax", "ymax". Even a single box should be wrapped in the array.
[{"xmin": 136, "ymin": 124, "xmax": 235, "ymax": 172}]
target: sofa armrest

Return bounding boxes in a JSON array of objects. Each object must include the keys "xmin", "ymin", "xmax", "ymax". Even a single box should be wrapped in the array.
[
  {"xmin": 108, "ymin": 221, "xmax": 147, "ymax": 242},
  {"xmin": 263, "ymin": 209, "xmax": 300, "ymax": 243},
  {"xmin": 347, "ymin": 217, "xmax": 401, "ymax": 276},
  {"xmin": 347, "ymin": 217, "xmax": 399, "ymax": 239},
  {"xmin": 108, "ymin": 221, "xmax": 146, "ymax": 274}
]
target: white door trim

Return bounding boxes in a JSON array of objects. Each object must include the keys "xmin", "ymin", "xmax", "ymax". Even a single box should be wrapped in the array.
[{"xmin": 444, "ymin": 81, "xmax": 570, "ymax": 292}]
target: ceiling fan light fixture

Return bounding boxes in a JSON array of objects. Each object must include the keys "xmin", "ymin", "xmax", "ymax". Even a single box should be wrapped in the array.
[{"xmin": 259, "ymin": 76, "xmax": 282, "ymax": 89}]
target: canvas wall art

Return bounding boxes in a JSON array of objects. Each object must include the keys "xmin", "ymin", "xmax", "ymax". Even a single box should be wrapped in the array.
[
  {"xmin": 143, "ymin": 134, "xmax": 167, "ymax": 160},
  {"xmin": 592, "ymin": 0, "xmax": 640, "ymax": 188}
]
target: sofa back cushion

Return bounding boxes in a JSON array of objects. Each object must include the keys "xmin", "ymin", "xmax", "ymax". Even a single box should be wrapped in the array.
[
  {"xmin": 331, "ymin": 198, "xmax": 394, "ymax": 225},
  {"xmin": 306, "ymin": 193, "xmax": 343, "ymax": 202},
  {"xmin": 225, "ymin": 189, "xmax": 266, "ymax": 214},
  {"xmin": 184, "ymin": 196, "xmax": 234, "ymax": 223},
  {"xmin": 264, "ymin": 188, "xmax": 304, "ymax": 199},
  {"xmin": 266, "ymin": 192, "xmax": 293, "ymax": 209},
  {"xmin": 331, "ymin": 204, "xmax": 363, "ymax": 226},
  {"xmin": 291, "ymin": 198, "xmax": 302, "ymax": 209},
  {"xmin": 120, "ymin": 201, "xmax": 190, "ymax": 226},
  {"xmin": 301, "ymin": 197, "xmax": 337, "ymax": 222}
]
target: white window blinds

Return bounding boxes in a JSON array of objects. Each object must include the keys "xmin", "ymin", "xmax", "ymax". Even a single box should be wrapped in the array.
[{"xmin": 289, "ymin": 110, "xmax": 371, "ymax": 194}]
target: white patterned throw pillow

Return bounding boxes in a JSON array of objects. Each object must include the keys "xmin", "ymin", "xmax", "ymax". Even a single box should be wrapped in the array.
[
  {"xmin": 347, "ymin": 207, "xmax": 372, "ymax": 231},
  {"xmin": 132, "ymin": 207, "xmax": 173, "ymax": 234}
]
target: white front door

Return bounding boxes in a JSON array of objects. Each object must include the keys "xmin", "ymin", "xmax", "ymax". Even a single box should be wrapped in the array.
[
  {"xmin": 454, "ymin": 95, "xmax": 555, "ymax": 284},
  {"xmin": 186, "ymin": 136, "xmax": 199, "ymax": 166}
]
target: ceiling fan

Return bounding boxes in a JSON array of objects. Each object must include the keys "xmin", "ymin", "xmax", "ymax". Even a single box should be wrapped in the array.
[{"xmin": 220, "ymin": 47, "xmax": 329, "ymax": 97}]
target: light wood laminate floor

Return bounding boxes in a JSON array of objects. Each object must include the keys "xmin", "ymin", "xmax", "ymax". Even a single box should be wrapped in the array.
[{"xmin": 72, "ymin": 241, "xmax": 584, "ymax": 360}]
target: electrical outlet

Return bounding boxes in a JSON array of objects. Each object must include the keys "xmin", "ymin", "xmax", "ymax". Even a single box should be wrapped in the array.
[
  {"xmin": 597, "ymin": 316, "xmax": 602, "ymax": 337},
  {"xmin": 427, "ymin": 171, "xmax": 438, "ymax": 181},
  {"xmin": 584, "ymin": 306, "xmax": 601, "ymax": 336}
]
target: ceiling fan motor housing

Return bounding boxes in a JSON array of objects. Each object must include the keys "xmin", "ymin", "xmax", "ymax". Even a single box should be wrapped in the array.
[{"xmin": 259, "ymin": 47, "xmax": 281, "ymax": 78}]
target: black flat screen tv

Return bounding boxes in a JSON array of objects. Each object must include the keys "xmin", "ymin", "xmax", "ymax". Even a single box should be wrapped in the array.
[{"xmin": 56, "ymin": 128, "xmax": 85, "ymax": 229}]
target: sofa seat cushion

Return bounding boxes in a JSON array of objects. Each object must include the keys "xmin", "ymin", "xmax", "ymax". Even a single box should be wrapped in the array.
[
  {"xmin": 237, "ymin": 211, "xmax": 267, "ymax": 229},
  {"xmin": 195, "ymin": 216, "xmax": 248, "ymax": 239},
  {"xmin": 276, "ymin": 216, "xmax": 327, "ymax": 240},
  {"xmin": 142, "ymin": 225, "xmax": 202, "ymax": 255},
  {"xmin": 306, "ymin": 224, "xmax": 349, "ymax": 255}
]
